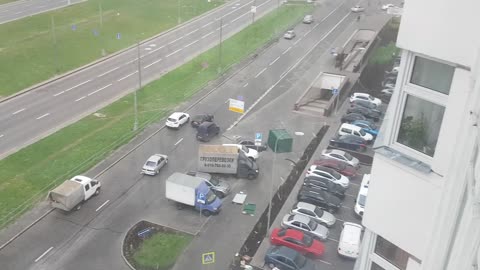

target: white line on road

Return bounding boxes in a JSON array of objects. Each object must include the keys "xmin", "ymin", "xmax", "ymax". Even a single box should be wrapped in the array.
[
  {"xmin": 342, "ymin": 206, "xmax": 352, "ymax": 210},
  {"xmin": 125, "ymin": 59, "xmax": 137, "ymax": 65},
  {"xmin": 349, "ymin": 182, "xmax": 360, "ymax": 187},
  {"xmin": 95, "ymin": 200, "xmax": 110, "ymax": 212},
  {"xmin": 64, "ymin": 79, "xmax": 91, "ymax": 93},
  {"xmin": 243, "ymin": 83, "xmax": 248, "ymax": 87},
  {"xmin": 255, "ymin": 67, "xmax": 267, "ymax": 78},
  {"xmin": 336, "ymin": 218, "xmax": 346, "ymax": 223},
  {"xmin": 327, "ymin": 237, "xmax": 339, "ymax": 242},
  {"xmin": 174, "ymin": 138, "xmax": 184, "ymax": 146},
  {"xmin": 186, "ymin": 29, "xmax": 199, "ymax": 35},
  {"xmin": 144, "ymin": 59, "xmax": 162, "ymax": 69},
  {"xmin": 166, "ymin": 49, "xmax": 182, "ymax": 57},
  {"xmin": 202, "ymin": 21, "xmax": 214, "ymax": 28},
  {"xmin": 223, "ymin": 23, "xmax": 229, "ymax": 27},
  {"xmin": 304, "ymin": 30, "xmax": 312, "ymax": 37},
  {"xmin": 117, "ymin": 71, "xmax": 138, "ymax": 81},
  {"xmin": 293, "ymin": 38, "xmax": 302, "ymax": 46},
  {"xmin": 282, "ymin": 47, "xmax": 291, "ymax": 55},
  {"xmin": 0, "ymin": 134, "xmax": 3, "ymax": 139},
  {"xmin": 12, "ymin": 108, "xmax": 25, "ymax": 115},
  {"xmin": 231, "ymin": 12, "xmax": 248, "ymax": 23},
  {"xmin": 149, "ymin": 45, "xmax": 165, "ymax": 54},
  {"xmin": 14, "ymin": 11, "xmax": 22, "ymax": 15},
  {"xmin": 97, "ymin": 66, "xmax": 120, "ymax": 77},
  {"xmin": 318, "ymin": 259, "xmax": 333, "ymax": 265},
  {"xmin": 88, "ymin": 83, "xmax": 112, "ymax": 96},
  {"xmin": 75, "ymin": 96, "xmax": 86, "ymax": 102},
  {"xmin": 269, "ymin": 56, "xmax": 281, "ymax": 66},
  {"xmin": 168, "ymin": 36, "xmax": 184, "ymax": 45},
  {"xmin": 344, "ymin": 193, "xmax": 356, "ymax": 198},
  {"xmin": 34, "ymin": 247, "xmax": 53, "ymax": 262},
  {"xmin": 53, "ymin": 91, "xmax": 65, "ymax": 97},
  {"xmin": 184, "ymin": 39, "xmax": 199, "ymax": 48},
  {"xmin": 36, "ymin": 113, "xmax": 50, "ymax": 120},
  {"xmin": 201, "ymin": 31, "xmax": 215, "ymax": 39}
]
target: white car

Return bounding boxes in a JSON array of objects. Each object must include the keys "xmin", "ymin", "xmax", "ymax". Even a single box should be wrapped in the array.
[
  {"xmin": 222, "ymin": 144, "xmax": 259, "ymax": 160},
  {"xmin": 338, "ymin": 222, "xmax": 363, "ymax": 258},
  {"xmin": 281, "ymin": 214, "xmax": 329, "ymax": 241},
  {"xmin": 141, "ymin": 154, "xmax": 168, "ymax": 175},
  {"xmin": 381, "ymin": 88, "xmax": 394, "ymax": 95},
  {"xmin": 165, "ymin": 112, "xmax": 190, "ymax": 129},
  {"xmin": 339, "ymin": 123, "xmax": 374, "ymax": 142},
  {"xmin": 284, "ymin": 30, "xmax": 296, "ymax": 40},
  {"xmin": 306, "ymin": 165, "xmax": 350, "ymax": 188},
  {"xmin": 381, "ymin": 3, "xmax": 395, "ymax": 10},
  {"xmin": 321, "ymin": 149, "xmax": 360, "ymax": 167},
  {"xmin": 351, "ymin": 5, "xmax": 365, "ymax": 12},
  {"xmin": 291, "ymin": 202, "xmax": 336, "ymax": 227},
  {"xmin": 349, "ymin": 93, "xmax": 382, "ymax": 106},
  {"xmin": 354, "ymin": 174, "xmax": 370, "ymax": 217}
]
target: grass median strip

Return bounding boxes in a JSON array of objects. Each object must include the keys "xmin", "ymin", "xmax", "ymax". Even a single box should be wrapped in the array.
[{"xmin": 0, "ymin": 4, "xmax": 312, "ymax": 227}]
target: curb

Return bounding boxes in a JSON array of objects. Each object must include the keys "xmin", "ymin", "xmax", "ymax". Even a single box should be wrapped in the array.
[{"xmin": 0, "ymin": 0, "xmax": 240, "ymax": 103}]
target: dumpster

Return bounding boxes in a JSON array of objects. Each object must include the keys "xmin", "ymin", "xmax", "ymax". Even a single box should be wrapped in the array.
[{"xmin": 267, "ymin": 129, "xmax": 293, "ymax": 153}]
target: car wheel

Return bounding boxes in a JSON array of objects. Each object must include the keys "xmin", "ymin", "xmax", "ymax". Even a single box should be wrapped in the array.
[
  {"xmin": 248, "ymin": 157, "xmax": 255, "ymax": 161},
  {"xmin": 268, "ymin": 263, "xmax": 276, "ymax": 269},
  {"xmin": 94, "ymin": 187, "xmax": 101, "ymax": 196},
  {"xmin": 186, "ymin": 117, "xmax": 190, "ymax": 123},
  {"xmin": 247, "ymin": 174, "xmax": 255, "ymax": 180},
  {"xmin": 202, "ymin": 210, "xmax": 212, "ymax": 216}
]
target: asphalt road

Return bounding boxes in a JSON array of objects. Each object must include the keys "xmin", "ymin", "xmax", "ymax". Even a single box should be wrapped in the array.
[
  {"xmin": 0, "ymin": 0, "xmax": 279, "ymax": 159},
  {"xmin": 0, "ymin": 0, "xmax": 83, "ymax": 24},
  {"xmin": 0, "ymin": 0, "xmax": 365, "ymax": 268}
]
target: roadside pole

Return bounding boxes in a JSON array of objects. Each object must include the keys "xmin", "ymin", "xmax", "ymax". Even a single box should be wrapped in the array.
[
  {"xmin": 134, "ymin": 42, "xmax": 141, "ymax": 131},
  {"xmin": 218, "ymin": 18, "xmax": 223, "ymax": 74}
]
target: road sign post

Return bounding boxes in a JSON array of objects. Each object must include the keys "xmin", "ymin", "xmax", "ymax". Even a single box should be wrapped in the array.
[{"xmin": 255, "ymin": 132, "xmax": 263, "ymax": 146}]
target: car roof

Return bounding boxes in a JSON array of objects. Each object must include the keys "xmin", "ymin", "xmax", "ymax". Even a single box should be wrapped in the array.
[
  {"xmin": 342, "ymin": 223, "xmax": 363, "ymax": 243},
  {"xmin": 295, "ymin": 201, "xmax": 316, "ymax": 211},
  {"xmin": 169, "ymin": 112, "xmax": 184, "ymax": 118},
  {"xmin": 71, "ymin": 175, "xmax": 92, "ymax": 184},
  {"xmin": 324, "ymin": 149, "xmax": 347, "ymax": 156},
  {"xmin": 270, "ymin": 245, "xmax": 298, "ymax": 257},
  {"xmin": 310, "ymin": 165, "xmax": 335, "ymax": 174},
  {"xmin": 281, "ymin": 228, "xmax": 305, "ymax": 239},
  {"xmin": 353, "ymin": 92, "xmax": 369, "ymax": 97},
  {"xmin": 341, "ymin": 123, "xmax": 362, "ymax": 131},
  {"xmin": 292, "ymin": 214, "xmax": 311, "ymax": 223}
]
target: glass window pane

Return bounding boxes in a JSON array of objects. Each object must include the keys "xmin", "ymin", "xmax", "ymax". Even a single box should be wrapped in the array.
[
  {"xmin": 370, "ymin": 262, "xmax": 386, "ymax": 270},
  {"xmin": 410, "ymin": 56, "xmax": 454, "ymax": 94},
  {"xmin": 397, "ymin": 95, "xmax": 445, "ymax": 156},
  {"xmin": 374, "ymin": 235, "xmax": 410, "ymax": 270}
]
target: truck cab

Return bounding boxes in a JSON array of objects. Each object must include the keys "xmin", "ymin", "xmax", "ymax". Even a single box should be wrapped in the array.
[
  {"xmin": 70, "ymin": 176, "xmax": 101, "ymax": 200},
  {"xmin": 237, "ymin": 152, "xmax": 259, "ymax": 179}
]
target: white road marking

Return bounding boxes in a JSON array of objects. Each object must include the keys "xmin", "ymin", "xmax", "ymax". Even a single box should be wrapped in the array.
[
  {"xmin": 14, "ymin": 11, "xmax": 22, "ymax": 15},
  {"xmin": 174, "ymin": 138, "xmax": 184, "ymax": 146},
  {"xmin": 282, "ymin": 47, "xmax": 291, "ymax": 55},
  {"xmin": 231, "ymin": 12, "xmax": 248, "ymax": 23},
  {"xmin": 88, "ymin": 83, "xmax": 112, "ymax": 96},
  {"xmin": 201, "ymin": 31, "xmax": 215, "ymax": 39},
  {"xmin": 36, "ymin": 113, "xmax": 50, "ymax": 120},
  {"xmin": 254, "ymin": 67, "xmax": 267, "ymax": 78},
  {"xmin": 223, "ymin": 23, "xmax": 229, "ymax": 27},
  {"xmin": 149, "ymin": 44, "xmax": 156, "ymax": 47},
  {"xmin": 269, "ymin": 56, "xmax": 280, "ymax": 66},
  {"xmin": 184, "ymin": 39, "xmax": 199, "ymax": 48},
  {"xmin": 336, "ymin": 218, "xmax": 346, "ymax": 223},
  {"xmin": 243, "ymin": 83, "xmax": 248, "ymax": 87},
  {"xmin": 344, "ymin": 193, "xmax": 356, "ymax": 198},
  {"xmin": 166, "ymin": 49, "xmax": 182, "ymax": 57},
  {"xmin": 144, "ymin": 47, "xmax": 152, "ymax": 51},
  {"xmin": 186, "ymin": 29, "xmax": 199, "ymax": 35},
  {"xmin": 12, "ymin": 108, "xmax": 26, "ymax": 115},
  {"xmin": 144, "ymin": 59, "xmax": 162, "ymax": 69},
  {"xmin": 53, "ymin": 91, "xmax": 65, "ymax": 97},
  {"xmin": 75, "ymin": 96, "xmax": 86, "ymax": 102},
  {"xmin": 304, "ymin": 30, "xmax": 312, "ymax": 37},
  {"xmin": 293, "ymin": 38, "xmax": 302, "ymax": 45},
  {"xmin": 125, "ymin": 59, "xmax": 137, "ymax": 64},
  {"xmin": 342, "ymin": 206, "xmax": 352, "ymax": 210},
  {"xmin": 202, "ymin": 21, "xmax": 214, "ymax": 28},
  {"xmin": 349, "ymin": 182, "xmax": 360, "ymax": 187},
  {"xmin": 64, "ymin": 79, "xmax": 91, "ymax": 93},
  {"xmin": 314, "ymin": 23, "xmax": 320, "ymax": 28},
  {"xmin": 168, "ymin": 36, "xmax": 184, "ymax": 45},
  {"xmin": 327, "ymin": 237, "xmax": 339, "ymax": 242},
  {"xmin": 34, "ymin": 247, "xmax": 53, "ymax": 262},
  {"xmin": 0, "ymin": 134, "xmax": 3, "ymax": 139},
  {"xmin": 95, "ymin": 200, "xmax": 110, "ymax": 212},
  {"xmin": 149, "ymin": 45, "xmax": 165, "ymax": 54},
  {"xmin": 318, "ymin": 259, "xmax": 333, "ymax": 265},
  {"xmin": 118, "ymin": 71, "xmax": 138, "ymax": 81},
  {"xmin": 97, "ymin": 66, "xmax": 120, "ymax": 78}
]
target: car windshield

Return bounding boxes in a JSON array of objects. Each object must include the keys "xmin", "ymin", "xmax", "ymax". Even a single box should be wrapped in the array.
[
  {"xmin": 167, "ymin": 117, "xmax": 176, "ymax": 122},
  {"xmin": 344, "ymin": 152, "xmax": 353, "ymax": 160},
  {"xmin": 294, "ymin": 252, "xmax": 307, "ymax": 267},
  {"xmin": 358, "ymin": 194, "xmax": 367, "ymax": 206},
  {"xmin": 359, "ymin": 129, "xmax": 367, "ymax": 136},
  {"xmin": 145, "ymin": 161, "xmax": 156, "ymax": 167},
  {"xmin": 210, "ymin": 178, "xmax": 220, "ymax": 186},
  {"xmin": 337, "ymin": 162, "xmax": 346, "ymax": 170},
  {"xmin": 368, "ymin": 95, "xmax": 374, "ymax": 101},
  {"xmin": 307, "ymin": 220, "xmax": 317, "ymax": 230},
  {"xmin": 302, "ymin": 234, "xmax": 313, "ymax": 246},
  {"xmin": 314, "ymin": 207, "xmax": 324, "ymax": 217},
  {"xmin": 241, "ymin": 145, "xmax": 250, "ymax": 153},
  {"xmin": 206, "ymin": 190, "xmax": 217, "ymax": 204},
  {"xmin": 331, "ymin": 170, "xmax": 341, "ymax": 179}
]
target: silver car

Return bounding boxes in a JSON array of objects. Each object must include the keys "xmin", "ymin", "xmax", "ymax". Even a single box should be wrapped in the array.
[
  {"xmin": 281, "ymin": 214, "xmax": 329, "ymax": 241},
  {"xmin": 141, "ymin": 154, "xmax": 168, "ymax": 175},
  {"xmin": 291, "ymin": 202, "xmax": 336, "ymax": 227},
  {"xmin": 303, "ymin": 15, "xmax": 313, "ymax": 24},
  {"xmin": 186, "ymin": 171, "xmax": 231, "ymax": 198},
  {"xmin": 284, "ymin": 30, "xmax": 296, "ymax": 40}
]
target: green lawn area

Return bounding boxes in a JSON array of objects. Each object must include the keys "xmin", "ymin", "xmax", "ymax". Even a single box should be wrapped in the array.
[
  {"xmin": 133, "ymin": 232, "xmax": 193, "ymax": 269},
  {"xmin": 0, "ymin": 0, "xmax": 223, "ymax": 97},
  {"xmin": 0, "ymin": 4, "xmax": 311, "ymax": 227},
  {"xmin": 0, "ymin": 0, "xmax": 16, "ymax": 4}
]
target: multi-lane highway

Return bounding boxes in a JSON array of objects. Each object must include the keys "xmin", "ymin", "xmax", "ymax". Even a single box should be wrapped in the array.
[
  {"xmin": 0, "ymin": 0, "xmax": 280, "ymax": 160},
  {"xmin": 0, "ymin": 0, "xmax": 378, "ymax": 268},
  {"xmin": 0, "ymin": 0, "xmax": 83, "ymax": 24}
]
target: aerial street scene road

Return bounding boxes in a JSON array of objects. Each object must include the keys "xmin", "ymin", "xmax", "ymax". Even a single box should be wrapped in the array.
[{"xmin": 0, "ymin": 0, "xmax": 479, "ymax": 270}]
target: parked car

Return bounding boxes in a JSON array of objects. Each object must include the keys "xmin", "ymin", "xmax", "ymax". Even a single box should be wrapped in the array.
[
  {"xmin": 306, "ymin": 165, "xmax": 350, "ymax": 188},
  {"xmin": 351, "ymin": 120, "xmax": 378, "ymax": 137},
  {"xmin": 223, "ymin": 144, "xmax": 259, "ymax": 161},
  {"xmin": 354, "ymin": 174, "xmax": 370, "ymax": 218},
  {"xmin": 165, "ymin": 112, "xmax": 190, "ymax": 129},
  {"xmin": 237, "ymin": 139, "xmax": 268, "ymax": 152},
  {"xmin": 351, "ymin": 5, "xmax": 365, "ymax": 12},
  {"xmin": 265, "ymin": 246, "xmax": 315, "ymax": 270},
  {"xmin": 312, "ymin": 158, "xmax": 357, "ymax": 177},
  {"xmin": 381, "ymin": 3, "xmax": 395, "ymax": 10},
  {"xmin": 338, "ymin": 222, "xmax": 363, "ymax": 259},
  {"xmin": 338, "ymin": 123, "xmax": 374, "ymax": 142},
  {"xmin": 281, "ymin": 214, "xmax": 329, "ymax": 241},
  {"xmin": 270, "ymin": 228, "xmax": 325, "ymax": 258},
  {"xmin": 186, "ymin": 171, "xmax": 231, "ymax": 198},
  {"xmin": 303, "ymin": 176, "xmax": 346, "ymax": 199},
  {"xmin": 190, "ymin": 114, "xmax": 213, "ymax": 128},
  {"xmin": 196, "ymin": 122, "xmax": 220, "ymax": 142},
  {"xmin": 329, "ymin": 135, "xmax": 368, "ymax": 152},
  {"xmin": 349, "ymin": 93, "xmax": 382, "ymax": 106},
  {"xmin": 297, "ymin": 186, "xmax": 342, "ymax": 212},
  {"xmin": 291, "ymin": 202, "xmax": 336, "ymax": 227},
  {"xmin": 321, "ymin": 149, "xmax": 359, "ymax": 167},
  {"xmin": 303, "ymin": 15, "xmax": 313, "ymax": 24},
  {"xmin": 141, "ymin": 154, "xmax": 168, "ymax": 175},
  {"xmin": 381, "ymin": 88, "xmax": 394, "ymax": 96},
  {"xmin": 347, "ymin": 106, "xmax": 381, "ymax": 122},
  {"xmin": 350, "ymin": 99, "xmax": 378, "ymax": 110},
  {"xmin": 284, "ymin": 30, "xmax": 296, "ymax": 40},
  {"xmin": 341, "ymin": 113, "xmax": 367, "ymax": 123}
]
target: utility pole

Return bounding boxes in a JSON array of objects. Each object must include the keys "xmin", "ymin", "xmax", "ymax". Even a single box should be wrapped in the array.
[
  {"xmin": 251, "ymin": 0, "xmax": 256, "ymax": 23},
  {"xmin": 51, "ymin": 15, "xmax": 59, "ymax": 74},
  {"xmin": 218, "ymin": 18, "xmax": 223, "ymax": 74},
  {"xmin": 134, "ymin": 42, "xmax": 141, "ymax": 131},
  {"xmin": 177, "ymin": 0, "xmax": 181, "ymax": 24},
  {"xmin": 99, "ymin": 2, "xmax": 103, "ymax": 27}
]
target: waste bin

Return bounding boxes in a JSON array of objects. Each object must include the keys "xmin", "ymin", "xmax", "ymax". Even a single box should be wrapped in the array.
[{"xmin": 267, "ymin": 129, "xmax": 293, "ymax": 153}]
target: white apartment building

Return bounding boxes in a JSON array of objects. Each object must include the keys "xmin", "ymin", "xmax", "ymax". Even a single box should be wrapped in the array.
[{"xmin": 355, "ymin": 0, "xmax": 480, "ymax": 270}]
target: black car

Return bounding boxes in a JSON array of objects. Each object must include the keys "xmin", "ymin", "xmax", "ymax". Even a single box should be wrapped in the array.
[
  {"xmin": 350, "ymin": 100, "xmax": 378, "ymax": 110},
  {"xmin": 329, "ymin": 135, "xmax": 367, "ymax": 151},
  {"xmin": 303, "ymin": 176, "xmax": 346, "ymax": 199},
  {"xmin": 196, "ymin": 122, "xmax": 220, "ymax": 142},
  {"xmin": 297, "ymin": 186, "xmax": 342, "ymax": 213},
  {"xmin": 341, "ymin": 113, "xmax": 367, "ymax": 123},
  {"xmin": 237, "ymin": 139, "xmax": 268, "ymax": 152},
  {"xmin": 191, "ymin": 114, "xmax": 214, "ymax": 128},
  {"xmin": 346, "ymin": 106, "xmax": 381, "ymax": 122}
]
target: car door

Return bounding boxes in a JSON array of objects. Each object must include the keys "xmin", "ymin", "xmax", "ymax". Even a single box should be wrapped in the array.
[
  {"xmin": 292, "ymin": 221, "xmax": 305, "ymax": 232},
  {"xmin": 284, "ymin": 237, "xmax": 302, "ymax": 250},
  {"xmin": 276, "ymin": 256, "xmax": 294, "ymax": 270},
  {"xmin": 178, "ymin": 114, "xmax": 186, "ymax": 125}
]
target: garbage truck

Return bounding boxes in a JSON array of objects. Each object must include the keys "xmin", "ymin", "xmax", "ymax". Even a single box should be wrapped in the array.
[
  {"xmin": 165, "ymin": 172, "xmax": 222, "ymax": 216},
  {"xmin": 197, "ymin": 144, "xmax": 259, "ymax": 179},
  {"xmin": 48, "ymin": 175, "xmax": 101, "ymax": 211}
]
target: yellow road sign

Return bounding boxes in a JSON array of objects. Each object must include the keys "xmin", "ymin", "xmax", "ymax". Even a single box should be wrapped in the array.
[{"xmin": 202, "ymin": 251, "xmax": 215, "ymax": 264}]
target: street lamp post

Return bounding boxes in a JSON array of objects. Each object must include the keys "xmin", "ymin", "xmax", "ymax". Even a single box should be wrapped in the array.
[{"xmin": 134, "ymin": 42, "xmax": 141, "ymax": 131}]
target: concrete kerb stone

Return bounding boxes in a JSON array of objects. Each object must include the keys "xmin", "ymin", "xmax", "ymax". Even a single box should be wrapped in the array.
[{"xmin": 0, "ymin": 0, "xmax": 241, "ymax": 103}]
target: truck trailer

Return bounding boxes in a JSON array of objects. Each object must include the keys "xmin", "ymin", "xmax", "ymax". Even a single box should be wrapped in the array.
[{"xmin": 48, "ymin": 175, "xmax": 101, "ymax": 211}]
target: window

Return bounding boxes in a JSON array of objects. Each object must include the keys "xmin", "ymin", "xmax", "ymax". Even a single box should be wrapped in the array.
[
  {"xmin": 410, "ymin": 56, "xmax": 454, "ymax": 94},
  {"xmin": 85, "ymin": 184, "xmax": 90, "ymax": 191},
  {"xmin": 397, "ymin": 95, "xmax": 445, "ymax": 156},
  {"xmin": 374, "ymin": 235, "xmax": 410, "ymax": 270},
  {"xmin": 370, "ymin": 262, "xmax": 386, "ymax": 270}
]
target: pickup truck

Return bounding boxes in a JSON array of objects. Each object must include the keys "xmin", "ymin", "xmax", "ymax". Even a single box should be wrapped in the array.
[{"xmin": 48, "ymin": 175, "xmax": 101, "ymax": 211}]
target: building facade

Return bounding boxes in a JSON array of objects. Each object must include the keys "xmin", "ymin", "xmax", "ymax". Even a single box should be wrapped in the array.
[{"xmin": 355, "ymin": 0, "xmax": 480, "ymax": 269}]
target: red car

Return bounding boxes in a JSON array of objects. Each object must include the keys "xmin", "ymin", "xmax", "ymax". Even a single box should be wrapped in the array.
[
  {"xmin": 270, "ymin": 228, "xmax": 325, "ymax": 258},
  {"xmin": 312, "ymin": 158, "xmax": 357, "ymax": 177}
]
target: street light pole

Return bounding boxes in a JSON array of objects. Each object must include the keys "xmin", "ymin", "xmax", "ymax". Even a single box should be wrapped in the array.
[
  {"xmin": 134, "ymin": 42, "xmax": 141, "ymax": 131},
  {"xmin": 218, "ymin": 17, "xmax": 223, "ymax": 74},
  {"xmin": 252, "ymin": 0, "xmax": 256, "ymax": 23},
  {"xmin": 177, "ymin": 0, "xmax": 181, "ymax": 24},
  {"xmin": 266, "ymin": 138, "xmax": 278, "ymax": 237}
]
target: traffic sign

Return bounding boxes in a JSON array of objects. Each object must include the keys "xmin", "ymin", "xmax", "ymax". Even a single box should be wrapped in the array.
[
  {"xmin": 331, "ymin": 88, "xmax": 338, "ymax": 95},
  {"xmin": 229, "ymin": 98, "xmax": 245, "ymax": 114},
  {"xmin": 71, "ymin": 24, "xmax": 77, "ymax": 31},
  {"xmin": 251, "ymin": 6, "xmax": 257, "ymax": 13},
  {"xmin": 255, "ymin": 132, "xmax": 263, "ymax": 146},
  {"xmin": 116, "ymin": 33, "xmax": 121, "ymax": 40},
  {"xmin": 202, "ymin": 251, "xmax": 215, "ymax": 264}
]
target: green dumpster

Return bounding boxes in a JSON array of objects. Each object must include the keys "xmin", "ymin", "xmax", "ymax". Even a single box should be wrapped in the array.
[{"xmin": 267, "ymin": 129, "xmax": 293, "ymax": 153}]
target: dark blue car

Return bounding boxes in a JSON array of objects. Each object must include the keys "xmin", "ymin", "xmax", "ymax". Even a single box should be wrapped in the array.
[
  {"xmin": 352, "ymin": 120, "xmax": 379, "ymax": 137},
  {"xmin": 329, "ymin": 135, "xmax": 367, "ymax": 152},
  {"xmin": 265, "ymin": 246, "xmax": 315, "ymax": 270}
]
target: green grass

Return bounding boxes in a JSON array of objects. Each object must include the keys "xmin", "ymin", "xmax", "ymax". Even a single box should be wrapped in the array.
[
  {"xmin": 369, "ymin": 41, "xmax": 400, "ymax": 65},
  {"xmin": 0, "ymin": 4, "xmax": 311, "ymax": 227},
  {"xmin": 133, "ymin": 232, "xmax": 193, "ymax": 269},
  {"xmin": 0, "ymin": 0, "xmax": 223, "ymax": 97},
  {"xmin": 0, "ymin": 0, "xmax": 16, "ymax": 4}
]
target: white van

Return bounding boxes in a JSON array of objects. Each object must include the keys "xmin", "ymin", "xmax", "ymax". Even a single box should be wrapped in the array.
[
  {"xmin": 338, "ymin": 123, "xmax": 374, "ymax": 142},
  {"xmin": 222, "ymin": 144, "xmax": 259, "ymax": 160},
  {"xmin": 338, "ymin": 222, "xmax": 363, "ymax": 259},
  {"xmin": 354, "ymin": 174, "xmax": 370, "ymax": 217}
]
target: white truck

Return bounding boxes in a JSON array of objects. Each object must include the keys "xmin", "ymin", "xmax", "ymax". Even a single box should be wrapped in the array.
[{"xmin": 48, "ymin": 175, "xmax": 101, "ymax": 211}]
